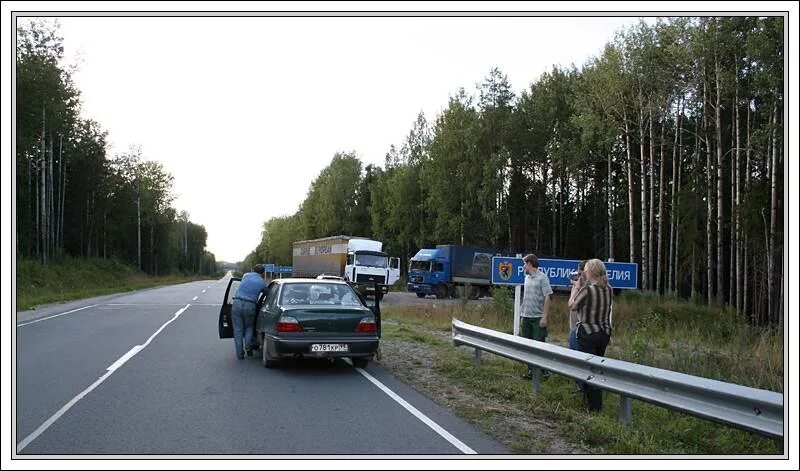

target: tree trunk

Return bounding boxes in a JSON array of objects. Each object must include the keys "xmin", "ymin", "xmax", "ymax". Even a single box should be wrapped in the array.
[
  {"xmin": 623, "ymin": 108, "xmax": 636, "ymax": 266},
  {"xmin": 715, "ymin": 55, "xmax": 724, "ymax": 305},
  {"xmin": 551, "ymin": 167, "xmax": 557, "ymax": 255},
  {"xmin": 150, "ymin": 223, "xmax": 155, "ymax": 275},
  {"xmin": 730, "ymin": 92, "xmax": 738, "ymax": 309},
  {"xmin": 137, "ymin": 180, "xmax": 142, "ymax": 271},
  {"xmin": 649, "ymin": 106, "xmax": 656, "ymax": 292},
  {"xmin": 60, "ymin": 147, "xmax": 67, "ymax": 252},
  {"xmin": 607, "ymin": 148, "xmax": 614, "ymax": 260},
  {"xmin": 48, "ymin": 134, "xmax": 54, "ymax": 259},
  {"xmin": 743, "ymin": 102, "xmax": 751, "ymax": 320},
  {"xmin": 639, "ymin": 107, "xmax": 649, "ymax": 290},
  {"xmin": 768, "ymin": 100, "xmax": 778, "ymax": 325},
  {"xmin": 668, "ymin": 98, "xmax": 683, "ymax": 294},
  {"xmin": 39, "ymin": 106, "xmax": 46, "ymax": 264},
  {"xmin": 656, "ymin": 103, "xmax": 667, "ymax": 293},
  {"xmin": 704, "ymin": 78, "xmax": 714, "ymax": 305}
]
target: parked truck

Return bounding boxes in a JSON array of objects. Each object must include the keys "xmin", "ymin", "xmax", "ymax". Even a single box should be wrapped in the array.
[
  {"xmin": 292, "ymin": 235, "xmax": 401, "ymax": 289},
  {"xmin": 406, "ymin": 245, "xmax": 515, "ymax": 299}
]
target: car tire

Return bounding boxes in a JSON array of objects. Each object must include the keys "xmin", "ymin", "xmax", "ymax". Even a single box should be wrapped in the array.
[
  {"xmin": 352, "ymin": 358, "xmax": 368, "ymax": 368},
  {"xmin": 261, "ymin": 338, "xmax": 279, "ymax": 368},
  {"xmin": 416, "ymin": 293, "xmax": 426, "ymax": 298}
]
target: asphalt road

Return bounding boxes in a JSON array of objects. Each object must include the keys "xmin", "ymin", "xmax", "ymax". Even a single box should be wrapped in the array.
[{"xmin": 14, "ymin": 277, "xmax": 508, "ymax": 455}]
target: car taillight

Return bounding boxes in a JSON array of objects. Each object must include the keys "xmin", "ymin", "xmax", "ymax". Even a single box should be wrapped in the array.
[
  {"xmin": 355, "ymin": 317, "xmax": 377, "ymax": 333},
  {"xmin": 277, "ymin": 316, "xmax": 303, "ymax": 333}
]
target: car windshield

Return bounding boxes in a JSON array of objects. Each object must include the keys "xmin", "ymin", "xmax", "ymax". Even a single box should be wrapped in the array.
[
  {"xmin": 409, "ymin": 260, "xmax": 431, "ymax": 272},
  {"xmin": 354, "ymin": 254, "xmax": 388, "ymax": 268},
  {"xmin": 279, "ymin": 283, "xmax": 363, "ymax": 306}
]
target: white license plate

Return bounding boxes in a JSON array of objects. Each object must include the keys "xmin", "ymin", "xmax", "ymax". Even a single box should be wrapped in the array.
[{"xmin": 311, "ymin": 343, "xmax": 349, "ymax": 352}]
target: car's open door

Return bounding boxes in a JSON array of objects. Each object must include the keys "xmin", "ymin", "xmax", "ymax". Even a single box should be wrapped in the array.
[{"xmin": 218, "ymin": 277, "xmax": 241, "ymax": 339}]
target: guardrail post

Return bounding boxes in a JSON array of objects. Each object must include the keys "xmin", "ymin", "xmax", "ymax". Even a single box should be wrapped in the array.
[
  {"xmin": 619, "ymin": 395, "xmax": 633, "ymax": 427},
  {"xmin": 531, "ymin": 368, "xmax": 540, "ymax": 394},
  {"xmin": 474, "ymin": 348, "xmax": 482, "ymax": 367}
]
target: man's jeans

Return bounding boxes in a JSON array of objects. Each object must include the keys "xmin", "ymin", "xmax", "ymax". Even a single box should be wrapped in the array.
[{"xmin": 231, "ymin": 299, "xmax": 257, "ymax": 357}]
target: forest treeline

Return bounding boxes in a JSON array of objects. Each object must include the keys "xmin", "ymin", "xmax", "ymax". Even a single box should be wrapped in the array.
[
  {"xmin": 16, "ymin": 20, "xmax": 217, "ymax": 276},
  {"xmin": 243, "ymin": 17, "xmax": 784, "ymax": 326}
]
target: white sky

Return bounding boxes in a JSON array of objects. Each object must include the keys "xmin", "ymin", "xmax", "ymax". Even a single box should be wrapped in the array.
[{"xmin": 41, "ymin": 14, "xmax": 653, "ymax": 262}]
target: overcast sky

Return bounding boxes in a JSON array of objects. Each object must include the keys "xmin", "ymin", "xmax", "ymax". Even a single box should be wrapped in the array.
[{"xmin": 48, "ymin": 14, "xmax": 659, "ymax": 262}]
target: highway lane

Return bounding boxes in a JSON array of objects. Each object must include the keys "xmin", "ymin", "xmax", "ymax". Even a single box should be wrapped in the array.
[{"xmin": 15, "ymin": 277, "xmax": 507, "ymax": 455}]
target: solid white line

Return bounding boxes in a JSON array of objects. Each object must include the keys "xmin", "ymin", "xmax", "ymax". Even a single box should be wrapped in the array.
[
  {"xmin": 17, "ymin": 305, "xmax": 97, "ymax": 327},
  {"xmin": 16, "ymin": 370, "xmax": 113, "ymax": 453},
  {"xmin": 354, "ymin": 367, "xmax": 477, "ymax": 454},
  {"xmin": 16, "ymin": 304, "xmax": 191, "ymax": 453},
  {"xmin": 106, "ymin": 346, "xmax": 143, "ymax": 372}
]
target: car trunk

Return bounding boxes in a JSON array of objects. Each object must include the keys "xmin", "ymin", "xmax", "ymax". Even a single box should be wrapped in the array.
[{"xmin": 283, "ymin": 307, "xmax": 370, "ymax": 333}]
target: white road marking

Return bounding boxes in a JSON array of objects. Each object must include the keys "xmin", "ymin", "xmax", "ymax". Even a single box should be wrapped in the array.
[
  {"xmin": 16, "ymin": 304, "xmax": 191, "ymax": 453},
  {"xmin": 193, "ymin": 296, "xmax": 198, "ymax": 301},
  {"xmin": 202, "ymin": 290, "xmax": 206, "ymax": 293},
  {"xmin": 17, "ymin": 305, "xmax": 97, "ymax": 327},
  {"xmin": 354, "ymin": 366, "xmax": 477, "ymax": 454}
]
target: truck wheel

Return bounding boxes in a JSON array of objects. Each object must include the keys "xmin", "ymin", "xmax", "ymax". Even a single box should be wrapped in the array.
[
  {"xmin": 416, "ymin": 293, "xmax": 426, "ymax": 298},
  {"xmin": 261, "ymin": 339, "xmax": 279, "ymax": 368},
  {"xmin": 435, "ymin": 285, "xmax": 448, "ymax": 299},
  {"xmin": 468, "ymin": 286, "xmax": 479, "ymax": 300}
]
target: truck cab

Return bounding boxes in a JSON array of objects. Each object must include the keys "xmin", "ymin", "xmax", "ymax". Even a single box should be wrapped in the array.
[
  {"xmin": 343, "ymin": 238, "xmax": 400, "ymax": 295},
  {"xmin": 406, "ymin": 248, "xmax": 450, "ymax": 298}
]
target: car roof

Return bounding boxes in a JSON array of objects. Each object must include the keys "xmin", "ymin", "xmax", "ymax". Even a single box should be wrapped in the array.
[{"xmin": 275, "ymin": 278, "xmax": 347, "ymax": 285}]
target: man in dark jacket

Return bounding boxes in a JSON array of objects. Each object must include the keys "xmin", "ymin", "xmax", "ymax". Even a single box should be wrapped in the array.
[{"xmin": 231, "ymin": 264, "xmax": 268, "ymax": 359}]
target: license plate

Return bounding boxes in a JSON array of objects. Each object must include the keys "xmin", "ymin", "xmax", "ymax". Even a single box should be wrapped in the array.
[{"xmin": 311, "ymin": 344, "xmax": 349, "ymax": 352}]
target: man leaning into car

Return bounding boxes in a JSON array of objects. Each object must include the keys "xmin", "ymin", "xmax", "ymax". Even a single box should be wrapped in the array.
[{"xmin": 231, "ymin": 264, "xmax": 268, "ymax": 359}]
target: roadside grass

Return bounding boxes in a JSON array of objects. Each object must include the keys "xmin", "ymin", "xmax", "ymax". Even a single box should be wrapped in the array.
[
  {"xmin": 381, "ymin": 292, "xmax": 783, "ymax": 455},
  {"xmin": 16, "ymin": 257, "xmax": 215, "ymax": 311}
]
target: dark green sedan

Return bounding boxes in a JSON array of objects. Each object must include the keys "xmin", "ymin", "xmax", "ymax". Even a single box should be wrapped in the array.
[{"xmin": 220, "ymin": 278, "xmax": 380, "ymax": 368}]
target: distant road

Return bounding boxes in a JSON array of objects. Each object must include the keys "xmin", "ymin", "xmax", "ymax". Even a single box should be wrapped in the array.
[{"xmin": 15, "ymin": 277, "xmax": 507, "ymax": 455}]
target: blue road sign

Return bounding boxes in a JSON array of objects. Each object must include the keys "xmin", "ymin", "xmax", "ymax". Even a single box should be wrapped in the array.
[
  {"xmin": 263, "ymin": 263, "xmax": 275, "ymax": 273},
  {"xmin": 492, "ymin": 257, "xmax": 638, "ymax": 289},
  {"xmin": 274, "ymin": 265, "xmax": 293, "ymax": 274},
  {"xmin": 600, "ymin": 261, "xmax": 638, "ymax": 289},
  {"xmin": 491, "ymin": 257, "xmax": 526, "ymax": 285}
]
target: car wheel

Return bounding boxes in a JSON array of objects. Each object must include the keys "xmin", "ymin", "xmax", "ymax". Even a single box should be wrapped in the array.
[
  {"xmin": 416, "ymin": 293, "xmax": 426, "ymax": 298},
  {"xmin": 352, "ymin": 358, "xmax": 368, "ymax": 368},
  {"xmin": 261, "ymin": 338, "xmax": 279, "ymax": 368}
]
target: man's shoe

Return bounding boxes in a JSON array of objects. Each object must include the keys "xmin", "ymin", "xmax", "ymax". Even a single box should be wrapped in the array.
[
  {"xmin": 245, "ymin": 347, "xmax": 254, "ymax": 357},
  {"xmin": 237, "ymin": 353, "xmax": 244, "ymax": 360}
]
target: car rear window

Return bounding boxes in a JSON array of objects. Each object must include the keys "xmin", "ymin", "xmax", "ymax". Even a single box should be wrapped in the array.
[{"xmin": 280, "ymin": 283, "xmax": 363, "ymax": 306}]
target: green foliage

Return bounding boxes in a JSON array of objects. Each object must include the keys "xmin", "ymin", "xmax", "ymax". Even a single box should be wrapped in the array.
[
  {"xmin": 16, "ymin": 20, "xmax": 215, "ymax": 275},
  {"xmin": 16, "ymin": 257, "xmax": 212, "ymax": 311}
]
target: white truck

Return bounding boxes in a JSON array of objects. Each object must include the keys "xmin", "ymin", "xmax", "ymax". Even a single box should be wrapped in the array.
[{"xmin": 291, "ymin": 236, "xmax": 400, "ymax": 287}]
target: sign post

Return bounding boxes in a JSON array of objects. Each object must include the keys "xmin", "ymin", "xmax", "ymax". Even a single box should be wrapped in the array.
[{"xmin": 491, "ymin": 255, "xmax": 525, "ymax": 336}]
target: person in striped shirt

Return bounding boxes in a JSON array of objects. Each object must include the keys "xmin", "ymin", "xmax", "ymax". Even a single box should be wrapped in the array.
[{"xmin": 568, "ymin": 258, "xmax": 613, "ymax": 411}]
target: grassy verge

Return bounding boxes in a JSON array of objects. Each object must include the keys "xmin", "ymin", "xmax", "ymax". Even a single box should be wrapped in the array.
[
  {"xmin": 16, "ymin": 257, "xmax": 215, "ymax": 312},
  {"xmin": 379, "ymin": 290, "xmax": 783, "ymax": 455}
]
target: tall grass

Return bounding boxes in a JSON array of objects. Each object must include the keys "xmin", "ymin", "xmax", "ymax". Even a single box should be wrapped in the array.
[
  {"xmin": 16, "ymin": 257, "xmax": 214, "ymax": 311},
  {"xmin": 384, "ymin": 290, "xmax": 783, "ymax": 392},
  {"xmin": 381, "ymin": 291, "xmax": 784, "ymax": 454}
]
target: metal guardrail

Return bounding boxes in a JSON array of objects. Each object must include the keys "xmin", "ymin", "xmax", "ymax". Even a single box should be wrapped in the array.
[{"xmin": 452, "ymin": 319, "xmax": 783, "ymax": 438}]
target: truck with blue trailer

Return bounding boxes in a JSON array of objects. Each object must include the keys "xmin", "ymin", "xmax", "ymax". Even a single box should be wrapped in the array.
[{"xmin": 406, "ymin": 245, "xmax": 515, "ymax": 299}]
